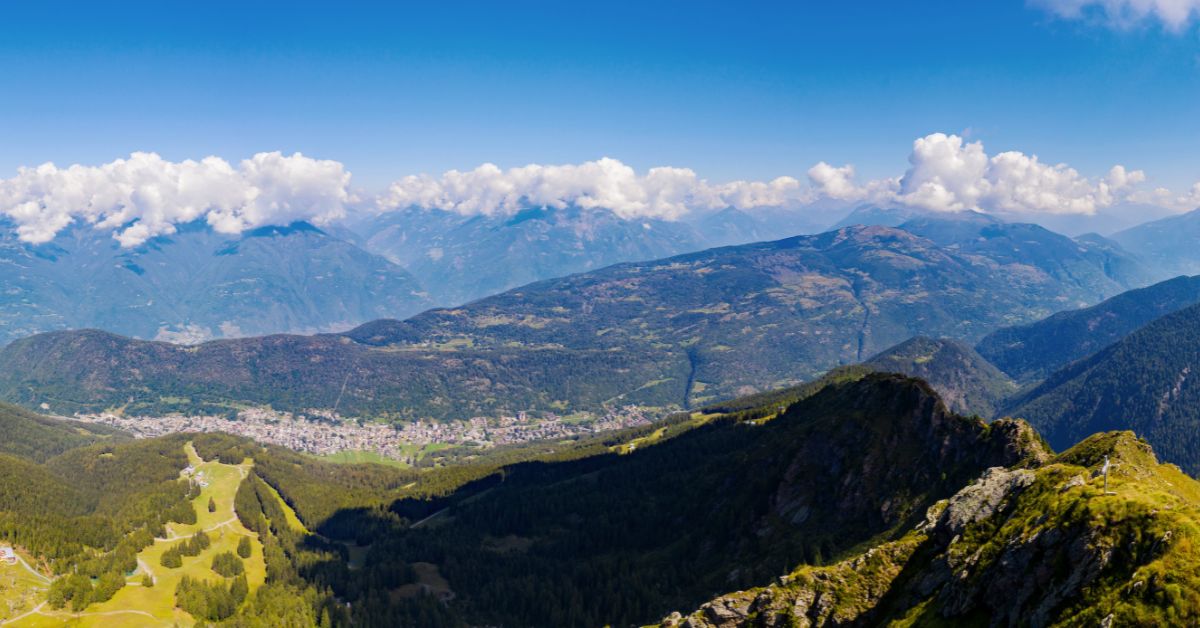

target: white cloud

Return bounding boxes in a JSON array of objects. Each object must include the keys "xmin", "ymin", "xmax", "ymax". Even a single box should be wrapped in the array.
[
  {"xmin": 0, "ymin": 152, "xmax": 353, "ymax": 246},
  {"xmin": 377, "ymin": 141, "xmax": 1158, "ymax": 221},
  {"xmin": 893, "ymin": 133, "xmax": 1144, "ymax": 216},
  {"xmin": 379, "ymin": 157, "xmax": 818, "ymax": 219},
  {"xmin": 1129, "ymin": 180, "xmax": 1200, "ymax": 211},
  {"xmin": 807, "ymin": 162, "xmax": 865, "ymax": 201},
  {"xmin": 1034, "ymin": 0, "xmax": 1200, "ymax": 30},
  {"xmin": 4, "ymin": 139, "xmax": 1186, "ymax": 243}
]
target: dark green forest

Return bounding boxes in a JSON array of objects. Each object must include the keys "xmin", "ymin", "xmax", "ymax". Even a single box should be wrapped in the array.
[{"xmin": 1005, "ymin": 301, "xmax": 1200, "ymax": 475}]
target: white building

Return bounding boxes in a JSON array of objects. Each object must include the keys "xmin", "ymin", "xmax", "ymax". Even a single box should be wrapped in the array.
[{"xmin": 1, "ymin": 546, "xmax": 16, "ymax": 564}]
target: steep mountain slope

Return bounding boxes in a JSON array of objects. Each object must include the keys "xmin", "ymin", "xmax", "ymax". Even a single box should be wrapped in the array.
[
  {"xmin": 0, "ymin": 221, "xmax": 75, "ymax": 342},
  {"xmin": 358, "ymin": 205, "xmax": 837, "ymax": 306},
  {"xmin": 354, "ymin": 374, "xmax": 1046, "ymax": 627},
  {"xmin": 977, "ymin": 275, "xmax": 1200, "ymax": 382},
  {"xmin": 1004, "ymin": 302, "xmax": 1200, "ymax": 475},
  {"xmin": 688, "ymin": 205, "xmax": 838, "ymax": 247},
  {"xmin": 0, "ymin": 221, "xmax": 429, "ymax": 344},
  {"xmin": 660, "ymin": 430, "xmax": 1200, "ymax": 627},
  {"xmin": 0, "ymin": 225, "xmax": 1137, "ymax": 419},
  {"xmin": 360, "ymin": 206, "xmax": 707, "ymax": 305},
  {"xmin": 0, "ymin": 401, "xmax": 125, "ymax": 462},
  {"xmin": 828, "ymin": 205, "xmax": 923, "ymax": 230},
  {"xmin": 898, "ymin": 213, "xmax": 1153, "ymax": 303},
  {"xmin": 861, "ymin": 337, "xmax": 1017, "ymax": 418},
  {"xmin": 1112, "ymin": 207, "xmax": 1200, "ymax": 278}
]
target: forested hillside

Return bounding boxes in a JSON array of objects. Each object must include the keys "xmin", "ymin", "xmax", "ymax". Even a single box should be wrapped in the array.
[
  {"xmin": 978, "ymin": 274, "xmax": 1200, "ymax": 382},
  {"xmin": 0, "ymin": 401, "xmax": 125, "ymax": 462},
  {"xmin": 1004, "ymin": 301, "xmax": 1200, "ymax": 475},
  {"xmin": 861, "ymin": 336, "xmax": 1016, "ymax": 417},
  {"xmin": 661, "ymin": 430, "xmax": 1200, "ymax": 627},
  {"xmin": 250, "ymin": 374, "xmax": 1045, "ymax": 627},
  {"xmin": 0, "ymin": 431, "xmax": 199, "ymax": 612},
  {"xmin": 0, "ymin": 224, "xmax": 1148, "ymax": 421}
]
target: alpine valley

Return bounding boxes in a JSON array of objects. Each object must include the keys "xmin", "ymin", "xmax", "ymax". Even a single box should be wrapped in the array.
[{"xmin": 6, "ymin": 6, "xmax": 1200, "ymax": 624}]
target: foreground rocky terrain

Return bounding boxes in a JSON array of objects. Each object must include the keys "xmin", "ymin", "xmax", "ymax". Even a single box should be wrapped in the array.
[{"xmin": 659, "ymin": 430, "xmax": 1200, "ymax": 627}]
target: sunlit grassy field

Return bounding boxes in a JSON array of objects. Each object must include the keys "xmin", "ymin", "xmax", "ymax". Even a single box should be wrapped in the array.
[
  {"xmin": 0, "ymin": 550, "xmax": 50, "ymax": 624},
  {"xmin": 10, "ymin": 443, "xmax": 266, "ymax": 627}
]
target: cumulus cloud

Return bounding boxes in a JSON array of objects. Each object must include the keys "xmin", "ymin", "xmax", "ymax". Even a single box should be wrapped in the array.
[
  {"xmin": 893, "ymin": 133, "xmax": 1143, "ymax": 216},
  {"xmin": 3, "ymin": 138, "xmax": 1184, "ymax": 243},
  {"xmin": 1034, "ymin": 0, "xmax": 1200, "ymax": 30},
  {"xmin": 1129, "ymin": 180, "xmax": 1200, "ymax": 211},
  {"xmin": 807, "ymin": 162, "xmax": 865, "ymax": 201},
  {"xmin": 0, "ymin": 152, "xmax": 353, "ymax": 246},
  {"xmin": 379, "ymin": 157, "xmax": 818, "ymax": 219},
  {"xmin": 377, "ymin": 140, "xmax": 1155, "ymax": 221}
]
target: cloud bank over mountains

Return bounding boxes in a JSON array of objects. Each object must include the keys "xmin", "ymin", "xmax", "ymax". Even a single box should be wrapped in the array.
[
  {"xmin": 1, "ymin": 133, "xmax": 1195, "ymax": 246},
  {"xmin": 0, "ymin": 151, "xmax": 352, "ymax": 247}
]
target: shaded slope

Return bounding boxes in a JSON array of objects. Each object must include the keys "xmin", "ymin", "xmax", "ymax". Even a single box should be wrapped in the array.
[
  {"xmin": 1004, "ymin": 302, "xmax": 1200, "ymax": 475},
  {"xmin": 978, "ymin": 274, "xmax": 1200, "ymax": 382},
  {"xmin": 365, "ymin": 374, "xmax": 1045, "ymax": 627},
  {"xmin": 862, "ymin": 336, "xmax": 1016, "ymax": 418},
  {"xmin": 0, "ymin": 401, "xmax": 125, "ymax": 462},
  {"xmin": 662, "ymin": 430, "xmax": 1200, "ymax": 627}
]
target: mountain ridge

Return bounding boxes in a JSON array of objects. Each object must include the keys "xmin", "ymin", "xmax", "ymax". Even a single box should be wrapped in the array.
[
  {"xmin": 0, "ymin": 223, "xmax": 1148, "ymax": 420},
  {"xmin": 0, "ymin": 220, "xmax": 430, "ymax": 345},
  {"xmin": 1004, "ymin": 301, "xmax": 1200, "ymax": 475},
  {"xmin": 977, "ymin": 274, "xmax": 1200, "ymax": 382}
]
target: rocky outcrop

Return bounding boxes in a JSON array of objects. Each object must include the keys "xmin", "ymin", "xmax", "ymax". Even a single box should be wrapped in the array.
[
  {"xmin": 764, "ymin": 375, "xmax": 1049, "ymax": 545},
  {"xmin": 930, "ymin": 466, "xmax": 1035, "ymax": 541},
  {"xmin": 657, "ymin": 431, "xmax": 1200, "ymax": 628},
  {"xmin": 662, "ymin": 463, "xmax": 1037, "ymax": 628},
  {"xmin": 661, "ymin": 535, "xmax": 923, "ymax": 628}
]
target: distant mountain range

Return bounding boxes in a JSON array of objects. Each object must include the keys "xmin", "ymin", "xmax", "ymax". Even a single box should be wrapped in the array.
[
  {"xmin": 1112, "ymin": 207, "xmax": 1200, "ymax": 278},
  {"xmin": 0, "ymin": 204, "xmax": 849, "ymax": 344},
  {"xmin": 1, "ymin": 204, "xmax": 1167, "ymax": 348},
  {"xmin": 0, "ymin": 220, "xmax": 1152, "ymax": 420},
  {"xmin": 353, "ymin": 204, "xmax": 838, "ymax": 305},
  {"xmin": 0, "ymin": 220, "xmax": 430, "ymax": 345}
]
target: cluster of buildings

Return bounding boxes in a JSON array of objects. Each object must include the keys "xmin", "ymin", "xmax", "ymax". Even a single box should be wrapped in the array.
[
  {"xmin": 183, "ymin": 465, "xmax": 209, "ymax": 488},
  {"xmin": 68, "ymin": 404, "xmax": 655, "ymax": 462}
]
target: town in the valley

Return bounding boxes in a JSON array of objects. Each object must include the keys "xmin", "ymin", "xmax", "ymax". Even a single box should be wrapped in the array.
[{"xmin": 68, "ymin": 405, "xmax": 655, "ymax": 463}]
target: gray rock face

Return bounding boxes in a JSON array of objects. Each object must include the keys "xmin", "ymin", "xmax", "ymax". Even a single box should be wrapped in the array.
[{"xmin": 934, "ymin": 467, "xmax": 1035, "ymax": 541}]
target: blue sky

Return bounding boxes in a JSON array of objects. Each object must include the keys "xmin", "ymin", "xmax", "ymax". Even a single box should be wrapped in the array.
[{"xmin": 0, "ymin": 0, "xmax": 1197, "ymax": 191}]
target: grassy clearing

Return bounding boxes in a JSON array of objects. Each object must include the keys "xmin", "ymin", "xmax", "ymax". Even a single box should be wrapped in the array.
[
  {"xmin": 319, "ymin": 449, "xmax": 411, "ymax": 468},
  {"xmin": 319, "ymin": 442, "xmax": 452, "ymax": 468},
  {"xmin": 260, "ymin": 479, "xmax": 307, "ymax": 534},
  {"xmin": 393, "ymin": 562, "xmax": 453, "ymax": 601},
  {"xmin": 0, "ymin": 551, "xmax": 50, "ymax": 624},
  {"xmin": 10, "ymin": 442, "xmax": 266, "ymax": 628}
]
